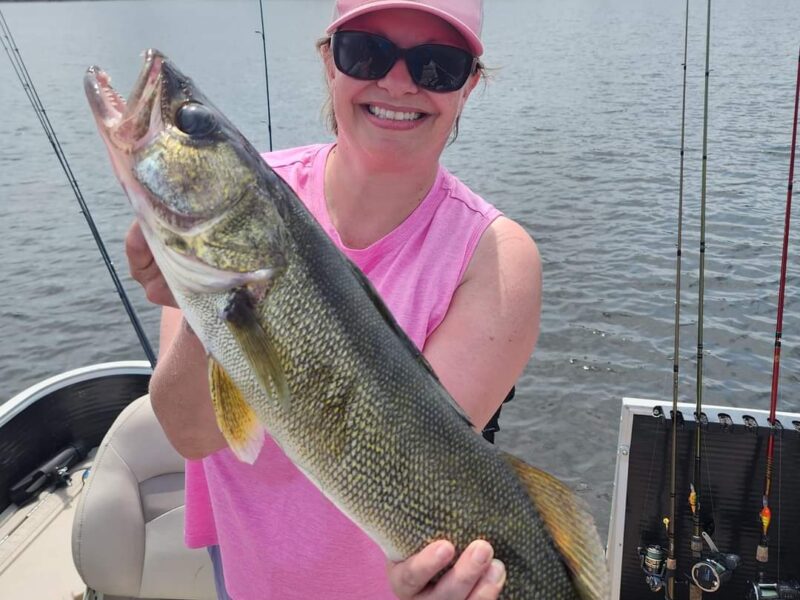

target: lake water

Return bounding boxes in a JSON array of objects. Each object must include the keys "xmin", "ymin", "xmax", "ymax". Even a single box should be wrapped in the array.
[{"xmin": 1, "ymin": 0, "xmax": 799, "ymax": 539}]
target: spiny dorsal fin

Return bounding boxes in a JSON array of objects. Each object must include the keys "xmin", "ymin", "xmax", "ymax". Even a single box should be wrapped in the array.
[
  {"xmin": 502, "ymin": 452, "xmax": 609, "ymax": 600},
  {"xmin": 221, "ymin": 288, "xmax": 291, "ymax": 411},
  {"xmin": 208, "ymin": 357, "xmax": 265, "ymax": 464},
  {"xmin": 344, "ymin": 259, "xmax": 472, "ymax": 428}
]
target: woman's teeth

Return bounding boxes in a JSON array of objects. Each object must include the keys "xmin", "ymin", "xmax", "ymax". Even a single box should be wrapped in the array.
[{"xmin": 368, "ymin": 105, "xmax": 423, "ymax": 121}]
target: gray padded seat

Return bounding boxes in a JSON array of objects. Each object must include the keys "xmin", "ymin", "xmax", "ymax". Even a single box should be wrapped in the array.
[{"xmin": 72, "ymin": 395, "xmax": 216, "ymax": 600}]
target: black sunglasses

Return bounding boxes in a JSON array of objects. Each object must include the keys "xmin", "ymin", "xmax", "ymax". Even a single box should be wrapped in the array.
[{"xmin": 331, "ymin": 30, "xmax": 477, "ymax": 93}]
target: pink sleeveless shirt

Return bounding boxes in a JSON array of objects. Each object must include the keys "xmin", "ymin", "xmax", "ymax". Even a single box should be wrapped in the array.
[{"xmin": 184, "ymin": 143, "xmax": 501, "ymax": 599}]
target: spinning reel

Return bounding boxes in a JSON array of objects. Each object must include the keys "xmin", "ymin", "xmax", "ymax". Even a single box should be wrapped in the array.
[
  {"xmin": 639, "ymin": 544, "xmax": 668, "ymax": 593},
  {"xmin": 690, "ymin": 532, "xmax": 741, "ymax": 593}
]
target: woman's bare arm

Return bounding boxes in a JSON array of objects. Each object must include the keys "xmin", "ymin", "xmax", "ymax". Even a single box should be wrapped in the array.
[
  {"xmin": 150, "ymin": 308, "xmax": 227, "ymax": 459},
  {"xmin": 423, "ymin": 216, "xmax": 542, "ymax": 428}
]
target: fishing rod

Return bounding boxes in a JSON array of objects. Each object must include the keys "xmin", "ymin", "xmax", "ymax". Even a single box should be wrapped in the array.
[
  {"xmin": 0, "ymin": 10, "xmax": 157, "ymax": 368},
  {"xmin": 665, "ymin": 0, "xmax": 692, "ymax": 596},
  {"xmin": 685, "ymin": 1, "xmax": 741, "ymax": 595},
  {"xmin": 690, "ymin": 0, "xmax": 713, "ymax": 593},
  {"xmin": 639, "ymin": 2, "xmax": 691, "ymax": 594},
  {"xmin": 749, "ymin": 46, "xmax": 800, "ymax": 600},
  {"xmin": 257, "ymin": 0, "xmax": 274, "ymax": 151}
]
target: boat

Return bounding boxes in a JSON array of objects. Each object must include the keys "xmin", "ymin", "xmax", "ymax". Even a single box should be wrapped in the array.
[{"xmin": 0, "ymin": 361, "xmax": 217, "ymax": 599}]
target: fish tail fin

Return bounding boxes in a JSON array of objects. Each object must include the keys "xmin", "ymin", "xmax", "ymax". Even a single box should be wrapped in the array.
[
  {"xmin": 502, "ymin": 452, "xmax": 609, "ymax": 600},
  {"xmin": 208, "ymin": 357, "xmax": 265, "ymax": 463}
]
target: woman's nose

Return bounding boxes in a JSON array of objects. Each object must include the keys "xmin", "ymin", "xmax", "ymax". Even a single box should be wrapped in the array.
[{"xmin": 376, "ymin": 57, "xmax": 419, "ymax": 96}]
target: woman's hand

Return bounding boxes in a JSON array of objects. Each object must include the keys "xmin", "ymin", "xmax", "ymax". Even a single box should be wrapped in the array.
[
  {"xmin": 387, "ymin": 540, "xmax": 505, "ymax": 600},
  {"xmin": 125, "ymin": 220, "xmax": 177, "ymax": 308}
]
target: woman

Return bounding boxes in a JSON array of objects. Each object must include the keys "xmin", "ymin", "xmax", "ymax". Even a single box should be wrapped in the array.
[{"xmin": 127, "ymin": 1, "xmax": 542, "ymax": 598}]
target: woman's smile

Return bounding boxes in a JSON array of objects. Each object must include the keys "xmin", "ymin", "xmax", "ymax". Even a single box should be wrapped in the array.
[{"xmin": 362, "ymin": 102, "xmax": 428, "ymax": 130}]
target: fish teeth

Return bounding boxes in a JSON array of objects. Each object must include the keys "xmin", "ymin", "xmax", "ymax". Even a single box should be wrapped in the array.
[
  {"xmin": 100, "ymin": 76, "xmax": 127, "ymax": 115},
  {"xmin": 368, "ymin": 105, "xmax": 422, "ymax": 121}
]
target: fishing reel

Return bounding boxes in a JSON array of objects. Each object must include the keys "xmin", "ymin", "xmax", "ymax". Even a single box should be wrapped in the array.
[
  {"xmin": 638, "ymin": 544, "xmax": 668, "ymax": 592},
  {"xmin": 747, "ymin": 580, "xmax": 800, "ymax": 600},
  {"xmin": 690, "ymin": 532, "xmax": 741, "ymax": 593}
]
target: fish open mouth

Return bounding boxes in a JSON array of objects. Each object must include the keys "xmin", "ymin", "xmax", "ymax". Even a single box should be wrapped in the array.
[
  {"xmin": 84, "ymin": 49, "xmax": 165, "ymax": 148},
  {"xmin": 84, "ymin": 49, "xmax": 200, "ymax": 229}
]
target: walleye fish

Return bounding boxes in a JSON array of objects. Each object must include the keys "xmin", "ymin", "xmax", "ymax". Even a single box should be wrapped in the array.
[{"xmin": 85, "ymin": 49, "xmax": 608, "ymax": 599}]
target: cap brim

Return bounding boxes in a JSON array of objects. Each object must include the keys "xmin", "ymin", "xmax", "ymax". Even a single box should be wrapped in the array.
[{"xmin": 326, "ymin": 1, "xmax": 484, "ymax": 56}]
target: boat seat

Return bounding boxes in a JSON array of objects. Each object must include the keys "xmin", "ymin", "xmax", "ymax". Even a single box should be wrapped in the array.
[{"xmin": 72, "ymin": 394, "xmax": 216, "ymax": 600}]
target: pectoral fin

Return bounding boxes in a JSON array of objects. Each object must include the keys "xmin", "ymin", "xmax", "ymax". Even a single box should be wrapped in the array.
[
  {"xmin": 221, "ymin": 288, "xmax": 291, "ymax": 411},
  {"xmin": 208, "ymin": 357, "xmax": 264, "ymax": 464},
  {"xmin": 502, "ymin": 452, "xmax": 609, "ymax": 600}
]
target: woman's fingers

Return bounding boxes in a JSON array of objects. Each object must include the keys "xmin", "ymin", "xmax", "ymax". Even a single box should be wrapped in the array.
[
  {"xmin": 387, "ymin": 540, "xmax": 505, "ymax": 600},
  {"xmin": 125, "ymin": 221, "xmax": 177, "ymax": 307},
  {"xmin": 387, "ymin": 540, "xmax": 455, "ymax": 599},
  {"xmin": 465, "ymin": 559, "xmax": 505, "ymax": 600},
  {"xmin": 125, "ymin": 221, "xmax": 152, "ymax": 273},
  {"xmin": 423, "ymin": 540, "xmax": 500, "ymax": 600}
]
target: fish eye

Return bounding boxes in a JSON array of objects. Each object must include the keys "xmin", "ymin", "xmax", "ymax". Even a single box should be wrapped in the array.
[{"xmin": 176, "ymin": 102, "xmax": 216, "ymax": 137}]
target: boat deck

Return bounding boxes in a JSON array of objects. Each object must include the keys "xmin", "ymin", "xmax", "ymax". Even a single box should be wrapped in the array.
[{"xmin": 0, "ymin": 458, "xmax": 90, "ymax": 600}]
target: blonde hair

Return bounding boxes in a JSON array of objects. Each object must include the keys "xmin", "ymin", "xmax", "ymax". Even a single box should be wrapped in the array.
[{"xmin": 316, "ymin": 36, "xmax": 487, "ymax": 144}]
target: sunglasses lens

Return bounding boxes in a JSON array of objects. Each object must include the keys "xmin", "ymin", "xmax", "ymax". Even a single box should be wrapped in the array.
[
  {"xmin": 333, "ymin": 31, "xmax": 396, "ymax": 80},
  {"xmin": 332, "ymin": 32, "xmax": 475, "ymax": 93},
  {"xmin": 406, "ymin": 45, "xmax": 474, "ymax": 92}
]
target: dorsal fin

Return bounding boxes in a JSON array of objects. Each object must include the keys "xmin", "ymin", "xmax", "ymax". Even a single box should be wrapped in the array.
[
  {"xmin": 345, "ymin": 259, "xmax": 473, "ymax": 428},
  {"xmin": 502, "ymin": 452, "xmax": 609, "ymax": 599}
]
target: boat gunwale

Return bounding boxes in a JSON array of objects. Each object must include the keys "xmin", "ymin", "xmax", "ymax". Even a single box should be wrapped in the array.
[{"xmin": 0, "ymin": 360, "xmax": 153, "ymax": 428}]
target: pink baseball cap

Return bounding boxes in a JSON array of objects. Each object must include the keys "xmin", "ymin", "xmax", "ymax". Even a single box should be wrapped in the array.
[{"xmin": 326, "ymin": 0, "xmax": 484, "ymax": 57}]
